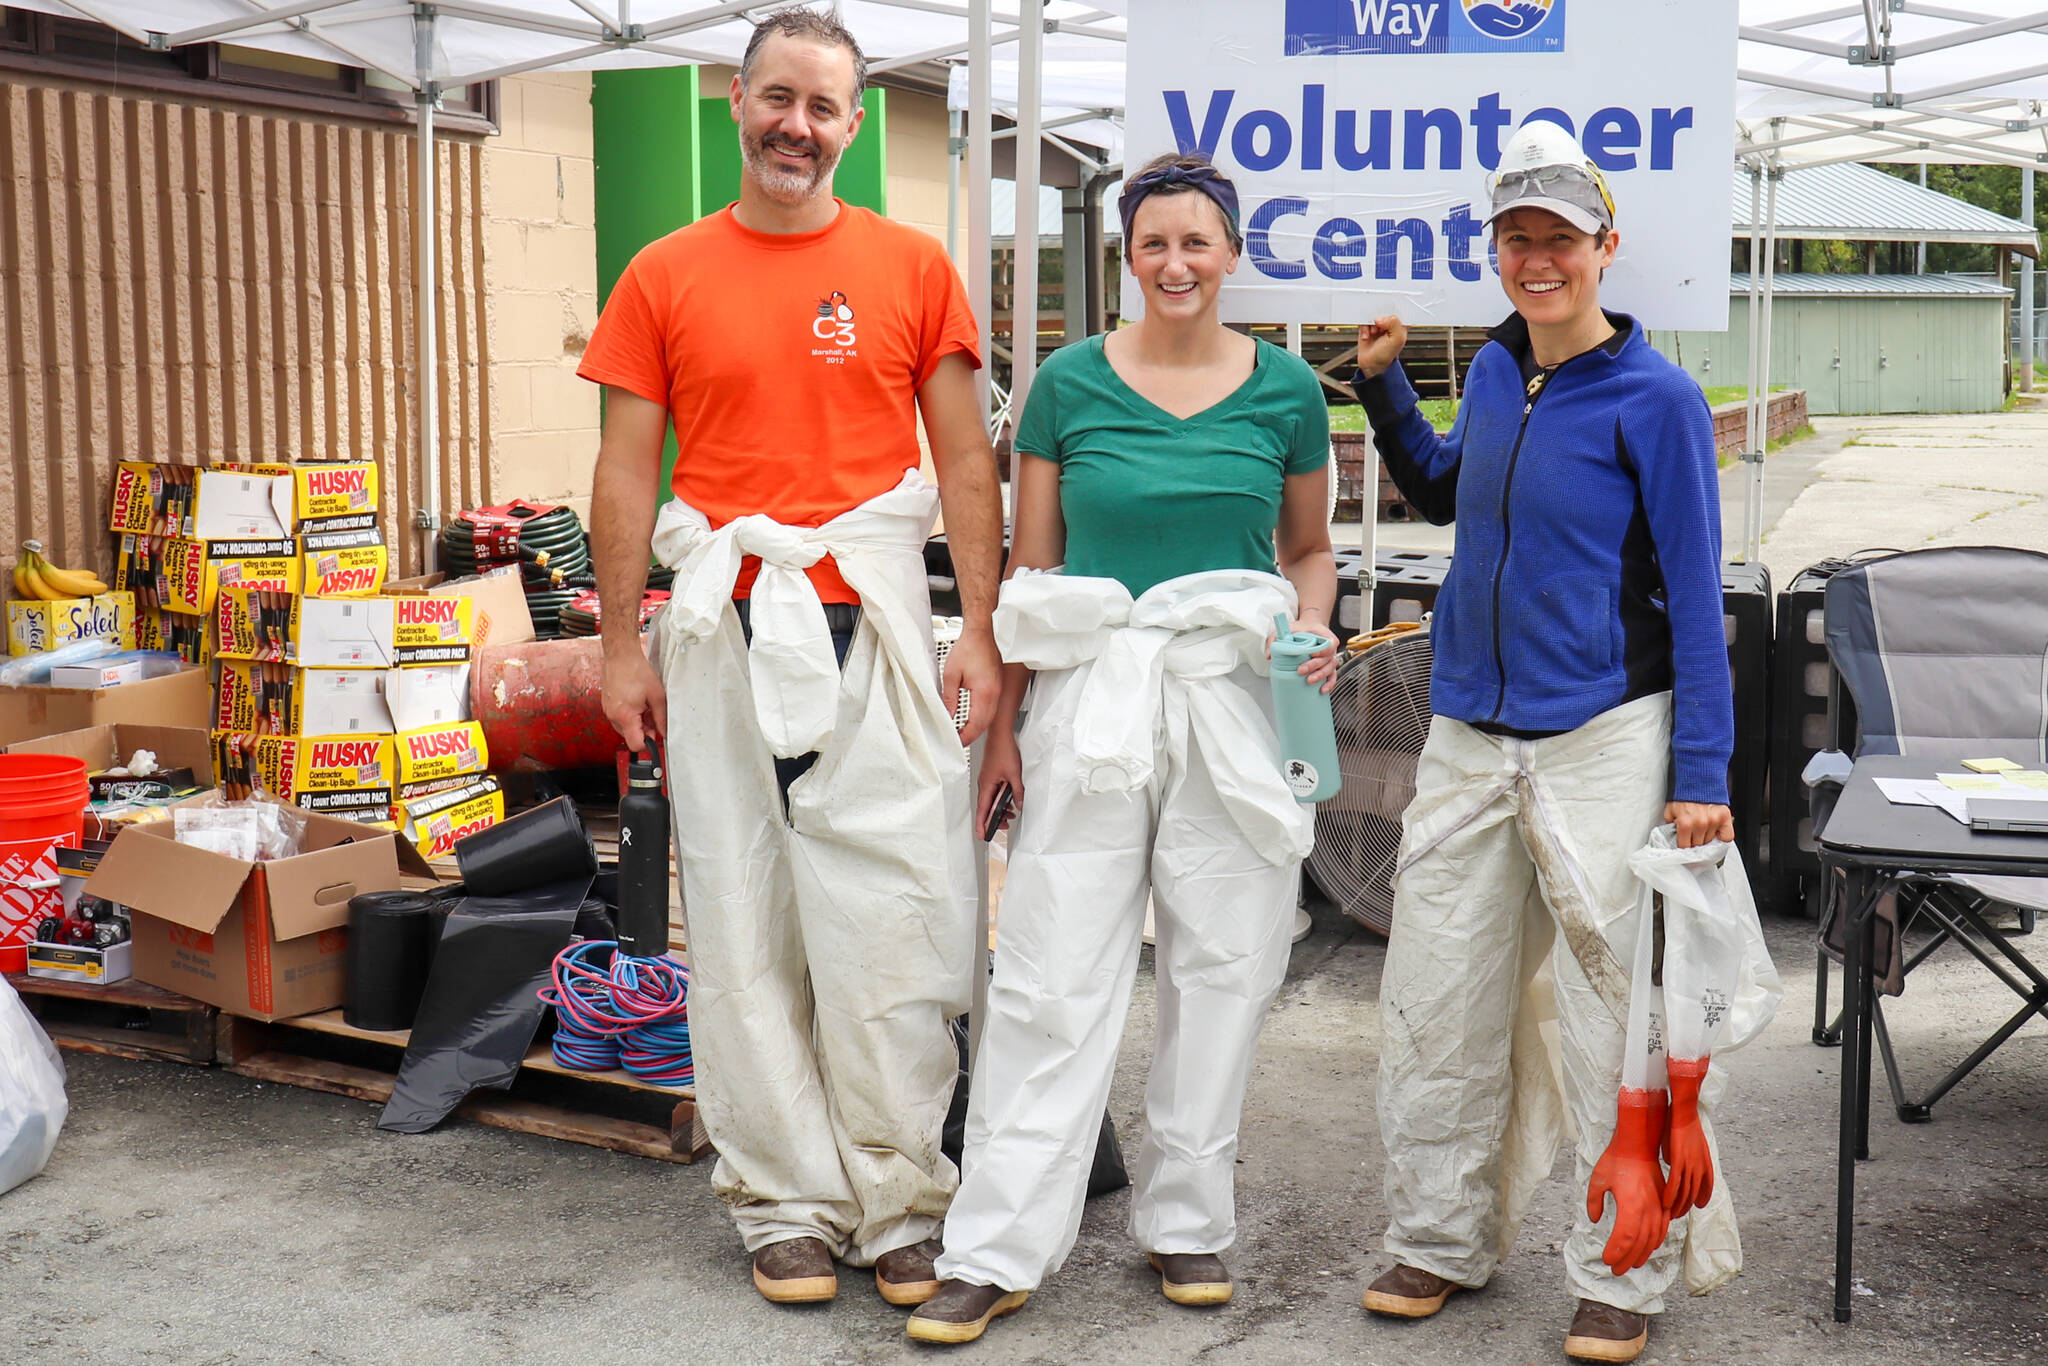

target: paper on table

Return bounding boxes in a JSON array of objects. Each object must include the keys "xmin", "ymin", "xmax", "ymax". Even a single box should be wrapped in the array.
[
  {"xmin": 2009, "ymin": 771, "xmax": 2048, "ymax": 791},
  {"xmin": 1876, "ymin": 777, "xmax": 1971, "ymax": 823},
  {"xmin": 1938, "ymin": 773, "xmax": 2048, "ymax": 801},
  {"xmin": 1962, "ymin": 757, "xmax": 2024, "ymax": 773}
]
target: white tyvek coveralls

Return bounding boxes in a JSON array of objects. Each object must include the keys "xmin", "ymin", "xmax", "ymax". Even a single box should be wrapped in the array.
[
  {"xmin": 1378, "ymin": 692, "xmax": 1753, "ymax": 1313},
  {"xmin": 649, "ymin": 470, "xmax": 977, "ymax": 1265},
  {"xmin": 938, "ymin": 570, "xmax": 1314, "ymax": 1292}
]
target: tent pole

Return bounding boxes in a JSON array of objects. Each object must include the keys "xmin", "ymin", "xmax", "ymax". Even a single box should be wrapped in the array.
[
  {"xmin": 1011, "ymin": 0, "xmax": 1044, "ymax": 489},
  {"xmin": 2024, "ymin": 167, "xmax": 2036, "ymax": 393},
  {"xmin": 947, "ymin": 106, "xmax": 963, "ymax": 266},
  {"xmin": 1750, "ymin": 164, "xmax": 1781, "ymax": 565},
  {"xmin": 1740, "ymin": 164, "xmax": 1764, "ymax": 564},
  {"xmin": 968, "ymin": 5, "xmax": 993, "ymax": 427},
  {"xmin": 965, "ymin": 0, "xmax": 993, "ymax": 1080},
  {"xmin": 415, "ymin": 5, "xmax": 441, "ymax": 573}
]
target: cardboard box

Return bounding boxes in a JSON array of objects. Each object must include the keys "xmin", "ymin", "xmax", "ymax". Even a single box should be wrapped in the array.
[
  {"xmin": 159, "ymin": 537, "xmax": 300, "ymax": 615},
  {"xmin": 135, "ymin": 607, "xmax": 213, "ymax": 666},
  {"xmin": 216, "ymin": 590, "xmax": 396, "ymax": 668},
  {"xmin": 291, "ymin": 463, "xmax": 380, "ymax": 522},
  {"xmin": 6, "ymin": 722, "xmax": 216, "ymax": 837},
  {"xmin": 213, "ymin": 664, "xmax": 392, "ymax": 736},
  {"xmin": 395, "ymin": 719, "xmax": 488, "ymax": 794},
  {"xmin": 394, "ymin": 775, "xmax": 503, "ymax": 860},
  {"xmin": 7, "ymin": 591, "xmax": 138, "ymax": 657},
  {"xmin": 215, "ymin": 731, "xmax": 398, "ymax": 823},
  {"xmin": 298, "ymin": 514, "xmax": 388, "ymax": 598},
  {"xmin": 86, "ymin": 802, "xmax": 423, "ymax": 1020},
  {"xmin": 47, "ymin": 659, "xmax": 144, "ymax": 690},
  {"xmin": 388, "ymin": 664, "xmax": 471, "ymax": 732},
  {"xmin": 386, "ymin": 566, "xmax": 534, "ymax": 652},
  {"xmin": 390, "ymin": 594, "xmax": 473, "ymax": 665},
  {"xmin": 108, "ymin": 462, "xmax": 295, "ymax": 540},
  {"xmin": 0, "ymin": 666, "xmax": 211, "ymax": 749}
]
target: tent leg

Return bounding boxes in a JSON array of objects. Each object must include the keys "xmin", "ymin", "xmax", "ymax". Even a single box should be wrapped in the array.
[
  {"xmin": 1750, "ymin": 167, "xmax": 1780, "ymax": 565},
  {"xmin": 415, "ymin": 8, "xmax": 441, "ymax": 574},
  {"xmin": 968, "ymin": 0, "xmax": 993, "ymax": 430},
  {"xmin": 1739, "ymin": 166, "xmax": 1764, "ymax": 565},
  {"xmin": 1010, "ymin": 0, "xmax": 1043, "ymax": 491}
]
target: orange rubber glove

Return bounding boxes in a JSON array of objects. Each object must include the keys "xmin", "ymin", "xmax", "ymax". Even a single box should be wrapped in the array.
[
  {"xmin": 1586, "ymin": 1087, "xmax": 1672, "ymax": 1276},
  {"xmin": 1661, "ymin": 1057, "xmax": 1714, "ymax": 1215}
]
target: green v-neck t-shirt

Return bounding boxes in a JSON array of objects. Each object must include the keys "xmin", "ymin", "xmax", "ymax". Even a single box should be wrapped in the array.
[{"xmin": 1015, "ymin": 333, "xmax": 1332, "ymax": 597}]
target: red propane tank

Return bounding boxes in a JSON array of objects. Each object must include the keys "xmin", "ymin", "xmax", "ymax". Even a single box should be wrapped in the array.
[{"xmin": 471, "ymin": 637, "xmax": 623, "ymax": 771}]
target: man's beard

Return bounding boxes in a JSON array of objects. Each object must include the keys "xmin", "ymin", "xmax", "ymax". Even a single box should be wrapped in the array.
[{"xmin": 742, "ymin": 129, "xmax": 842, "ymax": 205}]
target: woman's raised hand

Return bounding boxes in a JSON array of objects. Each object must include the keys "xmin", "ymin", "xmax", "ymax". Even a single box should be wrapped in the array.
[{"xmin": 1355, "ymin": 315, "xmax": 1409, "ymax": 381}]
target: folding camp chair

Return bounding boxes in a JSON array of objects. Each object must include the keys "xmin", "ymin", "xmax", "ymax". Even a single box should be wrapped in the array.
[{"xmin": 1810, "ymin": 546, "xmax": 2048, "ymax": 1123}]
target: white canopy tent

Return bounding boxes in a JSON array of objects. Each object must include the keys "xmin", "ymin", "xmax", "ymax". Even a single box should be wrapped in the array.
[
  {"xmin": 10, "ymin": 2, "xmax": 2046, "ymax": 564},
  {"xmin": 1731, "ymin": 4, "xmax": 2048, "ymax": 559}
]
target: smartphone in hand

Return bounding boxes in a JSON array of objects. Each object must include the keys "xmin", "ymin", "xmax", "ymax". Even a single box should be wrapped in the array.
[{"xmin": 981, "ymin": 782, "xmax": 1015, "ymax": 842}]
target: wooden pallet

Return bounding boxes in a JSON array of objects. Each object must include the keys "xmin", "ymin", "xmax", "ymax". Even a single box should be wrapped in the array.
[
  {"xmin": 215, "ymin": 1008, "xmax": 712, "ymax": 1164},
  {"xmin": 5, "ymin": 972, "xmax": 217, "ymax": 1066}
]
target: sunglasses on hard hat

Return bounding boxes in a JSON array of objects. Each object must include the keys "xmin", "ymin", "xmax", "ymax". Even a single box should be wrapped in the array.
[{"xmin": 1489, "ymin": 162, "xmax": 1616, "ymax": 225}]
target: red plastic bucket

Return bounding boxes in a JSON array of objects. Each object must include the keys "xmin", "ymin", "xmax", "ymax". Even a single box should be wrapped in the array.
[{"xmin": 0, "ymin": 754, "xmax": 89, "ymax": 971}]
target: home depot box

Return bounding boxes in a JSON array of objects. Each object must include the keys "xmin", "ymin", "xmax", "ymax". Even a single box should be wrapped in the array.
[
  {"xmin": 395, "ymin": 719, "xmax": 488, "ymax": 795},
  {"xmin": 108, "ymin": 463, "xmax": 296, "ymax": 540},
  {"xmin": 394, "ymin": 775, "xmax": 502, "ymax": 861},
  {"xmin": 298, "ymin": 514, "xmax": 388, "ymax": 598},
  {"xmin": 159, "ymin": 537, "xmax": 300, "ymax": 615},
  {"xmin": 215, "ymin": 731, "xmax": 398, "ymax": 823},
  {"xmin": 216, "ymin": 590, "xmax": 396, "ymax": 668},
  {"xmin": 0, "ymin": 666, "xmax": 211, "ymax": 749},
  {"xmin": 385, "ymin": 566, "xmax": 533, "ymax": 651},
  {"xmin": 135, "ymin": 606, "xmax": 213, "ymax": 666},
  {"xmin": 213, "ymin": 664, "xmax": 391, "ymax": 736},
  {"xmin": 85, "ymin": 802, "xmax": 423, "ymax": 1020}
]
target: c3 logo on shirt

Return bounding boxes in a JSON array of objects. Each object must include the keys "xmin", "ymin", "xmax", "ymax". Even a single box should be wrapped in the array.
[{"xmin": 813, "ymin": 291, "xmax": 857, "ymax": 346}]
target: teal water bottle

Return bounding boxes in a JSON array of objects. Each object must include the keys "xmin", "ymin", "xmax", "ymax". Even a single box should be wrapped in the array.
[{"xmin": 1269, "ymin": 613, "xmax": 1341, "ymax": 804}]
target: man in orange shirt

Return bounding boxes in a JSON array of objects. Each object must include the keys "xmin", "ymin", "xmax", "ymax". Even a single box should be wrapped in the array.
[{"xmin": 582, "ymin": 7, "xmax": 1002, "ymax": 1312}]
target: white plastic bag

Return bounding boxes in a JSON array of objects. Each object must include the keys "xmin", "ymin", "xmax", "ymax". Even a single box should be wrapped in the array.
[
  {"xmin": 0, "ymin": 977, "xmax": 68, "ymax": 1195},
  {"xmin": 1618, "ymin": 881, "xmax": 1668, "ymax": 1094},
  {"xmin": 1626, "ymin": 828, "xmax": 1782, "ymax": 1064}
]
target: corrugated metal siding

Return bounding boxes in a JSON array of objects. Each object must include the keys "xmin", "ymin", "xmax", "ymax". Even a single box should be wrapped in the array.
[
  {"xmin": 1649, "ymin": 292, "xmax": 2007, "ymax": 415},
  {"xmin": 1727, "ymin": 271, "xmax": 2012, "ymax": 299},
  {"xmin": 1730, "ymin": 162, "xmax": 2041, "ymax": 252},
  {"xmin": 0, "ymin": 76, "xmax": 490, "ymax": 587}
]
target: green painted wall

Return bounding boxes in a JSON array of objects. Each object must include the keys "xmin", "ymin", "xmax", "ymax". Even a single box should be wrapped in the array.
[
  {"xmin": 592, "ymin": 68, "xmax": 704, "ymax": 306},
  {"xmin": 1649, "ymin": 292, "xmax": 2008, "ymax": 415}
]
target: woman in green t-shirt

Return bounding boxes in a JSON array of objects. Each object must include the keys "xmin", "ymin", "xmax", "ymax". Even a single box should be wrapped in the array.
[{"xmin": 908, "ymin": 153, "xmax": 1339, "ymax": 1345}]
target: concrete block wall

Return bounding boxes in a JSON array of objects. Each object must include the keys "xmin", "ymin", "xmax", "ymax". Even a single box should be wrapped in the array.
[{"xmin": 483, "ymin": 74, "xmax": 601, "ymax": 526}]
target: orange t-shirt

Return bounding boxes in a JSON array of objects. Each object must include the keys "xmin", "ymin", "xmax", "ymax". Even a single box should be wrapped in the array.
[{"xmin": 578, "ymin": 201, "xmax": 982, "ymax": 602}]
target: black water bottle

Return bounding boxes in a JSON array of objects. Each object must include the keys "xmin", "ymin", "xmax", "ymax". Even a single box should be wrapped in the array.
[{"xmin": 616, "ymin": 750, "xmax": 672, "ymax": 960}]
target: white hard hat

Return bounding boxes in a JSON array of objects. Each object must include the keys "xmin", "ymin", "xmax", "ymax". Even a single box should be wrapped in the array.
[{"xmin": 1483, "ymin": 122, "xmax": 1616, "ymax": 236}]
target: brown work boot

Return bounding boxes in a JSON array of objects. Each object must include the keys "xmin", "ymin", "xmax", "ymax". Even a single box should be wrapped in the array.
[
  {"xmin": 875, "ymin": 1237, "xmax": 945, "ymax": 1306},
  {"xmin": 1147, "ymin": 1251, "xmax": 1233, "ymax": 1306},
  {"xmin": 905, "ymin": 1279, "xmax": 1029, "ymax": 1344},
  {"xmin": 752, "ymin": 1236, "xmax": 837, "ymax": 1304},
  {"xmin": 1362, "ymin": 1263, "xmax": 1461, "ymax": 1318},
  {"xmin": 1563, "ymin": 1299, "xmax": 1650, "ymax": 1363}
]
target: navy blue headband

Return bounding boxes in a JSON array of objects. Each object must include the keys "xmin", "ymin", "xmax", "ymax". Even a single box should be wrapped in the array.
[{"xmin": 1118, "ymin": 163, "xmax": 1241, "ymax": 244}]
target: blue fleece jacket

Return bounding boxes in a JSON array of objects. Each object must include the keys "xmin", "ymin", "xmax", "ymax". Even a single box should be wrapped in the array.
[{"xmin": 1357, "ymin": 312, "xmax": 1732, "ymax": 805}]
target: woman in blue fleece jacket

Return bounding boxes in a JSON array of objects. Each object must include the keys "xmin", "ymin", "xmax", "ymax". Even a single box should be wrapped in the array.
[{"xmin": 1355, "ymin": 124, "xmax": 1735, "ymax": 1366}]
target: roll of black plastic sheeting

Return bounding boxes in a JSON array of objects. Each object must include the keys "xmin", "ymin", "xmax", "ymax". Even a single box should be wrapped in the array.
[
  {"xmin": 343, "ymin": 891, "xmax": 437, "ymax": 1032},
  {"xmin": 454, "ymin": 796, "xmax": 596, "ymax": 896},
  {"xmin": 377, "ymin": 876, "xmax": 590, "ymax": 1134}
]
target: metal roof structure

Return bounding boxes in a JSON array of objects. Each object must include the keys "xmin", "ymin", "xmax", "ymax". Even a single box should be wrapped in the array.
[
  {"xmin": 1727, "ymin": 271, "xmax": 2013, "ymax": 298},
  {"xmin": 1729, "ymin": 161, "xmax": 2041, "ymax": 256}
]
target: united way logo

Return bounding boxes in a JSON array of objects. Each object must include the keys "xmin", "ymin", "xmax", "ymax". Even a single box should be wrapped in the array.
[
  {"xmin": 1284, "ymin": 0, "xmax": 1565, "ymax": 55},
  {"xmin": 1464, "ymin": 0, "xmax": 1557, "ymax": 41}
]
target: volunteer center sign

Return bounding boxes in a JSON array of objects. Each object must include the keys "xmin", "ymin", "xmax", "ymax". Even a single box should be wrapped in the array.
[{"xmin": 1123, "ymin": 1, "xmax": 1738, "ymax": 329}]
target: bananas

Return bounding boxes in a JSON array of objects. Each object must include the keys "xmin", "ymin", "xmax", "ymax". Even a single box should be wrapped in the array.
[{"xmin": 14, "ymin": 541, "xmax": 109, "ymax": 601}]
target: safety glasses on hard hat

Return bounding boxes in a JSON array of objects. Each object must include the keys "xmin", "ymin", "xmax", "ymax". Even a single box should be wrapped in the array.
[{"xmin": 1487, "ymin": 162, "xmax": 1616, "ymax": 229}]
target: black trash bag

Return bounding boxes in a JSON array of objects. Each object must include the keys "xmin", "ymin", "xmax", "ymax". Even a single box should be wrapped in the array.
[
  {"xmin": 377, "ymin": 876, "xmax": 589, "ymax": 1134},
  {"xmin": 942, "ymin": 1016, "xmax": 1129, "ymax": 1200}
]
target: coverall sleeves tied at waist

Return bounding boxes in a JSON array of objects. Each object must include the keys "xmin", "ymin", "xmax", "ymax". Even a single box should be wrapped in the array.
[
  {"xmin": 645, "ymin": 470, "xmax": 977, "ymax": 1266},
  {"xmin": 993, "ymin": 568, "xmax": 1315, "ymax": 867}
]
